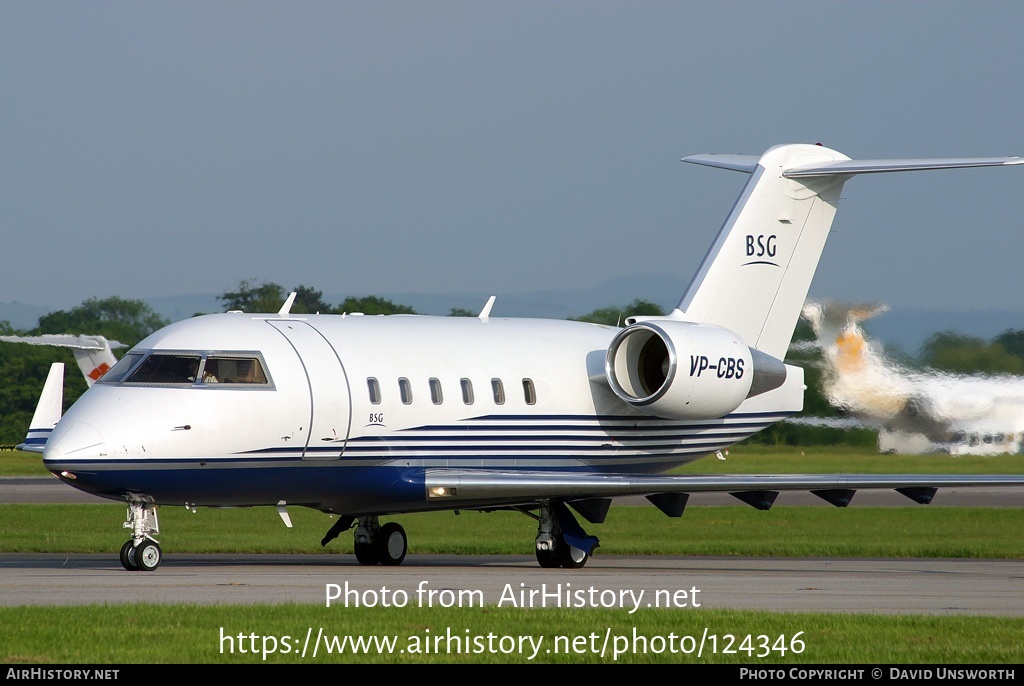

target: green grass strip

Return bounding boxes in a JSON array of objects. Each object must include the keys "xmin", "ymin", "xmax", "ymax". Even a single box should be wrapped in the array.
[
  {"xmin": 2, "ymin": 503, "xmax": 1022, "ymax": 558},
  {"xmin": 1, "ymin": 605, "xmax": 1022, "ymax": 663}
]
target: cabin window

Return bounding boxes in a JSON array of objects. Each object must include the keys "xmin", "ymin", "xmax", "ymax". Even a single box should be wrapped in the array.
[
  {"xmin": 399, "ymin": 377, "xmax": 413, "ymax": 405},
  {"xmin": 429, "ymin": 378, "xmax": 443, "ymax": 405},
  {"xmin": 367, "ymin": 378, "xmax": 381, "ymax": 404},
  {"xmin": 461, "ymin": 378, "xmax": 474, "ymax": 405},
  {"xmin": 522, "ymin": 378, "xmax": 536, "ymax": 405},
  {"xmin": 491, "ymin": 378, "xmax": 505, "ymax": 405}
]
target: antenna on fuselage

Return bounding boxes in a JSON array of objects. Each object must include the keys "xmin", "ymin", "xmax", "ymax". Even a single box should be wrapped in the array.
[{"xmin": 278, "ymin": 292, "xmax": 297, "ymax": 316}]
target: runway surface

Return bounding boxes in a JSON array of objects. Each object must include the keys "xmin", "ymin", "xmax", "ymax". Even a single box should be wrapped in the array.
[
  {"xmin": 2, "ymin": 477, "xmax": 1021, "ymax": 617},
  {"xmin": 1, "ymin": 553, "xmax": 1021, "ymax": 615}
]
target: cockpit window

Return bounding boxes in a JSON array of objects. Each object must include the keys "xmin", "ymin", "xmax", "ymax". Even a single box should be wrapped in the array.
[
  {"xmin": 125, "ymin": 354, "xmax": 201, "ymax": 384},
  {"xmin": 105, "ymin": 351, "xmax": 272, "ymax": 387},
  {"xmin": 203, "ymin": 356, "xmax": 268, "ymax": 384},
  {"xmin": 97, "ymin": 352, "xmax": 145, "ymax": 384}
]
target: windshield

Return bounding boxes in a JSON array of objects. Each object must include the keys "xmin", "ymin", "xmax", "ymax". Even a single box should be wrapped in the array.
[{"xmin": 99, "ymin": 351, "xmax": 271, "ymax": 387}]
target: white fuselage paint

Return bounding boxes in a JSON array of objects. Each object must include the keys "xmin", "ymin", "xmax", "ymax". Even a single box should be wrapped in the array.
[{"xmin": 42, "ymin": 312, "xmax": 803, "ymax": 514}]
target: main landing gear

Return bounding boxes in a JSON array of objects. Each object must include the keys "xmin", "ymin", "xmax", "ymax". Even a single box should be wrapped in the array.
[
  {"xmin": 119, "ymin": 500, "xmax": 162, "ymax": 571},
  {"xmin": 317, "ymin": 500, "xmax": 601, "ymax": 569},
  {"xmin": 352, "ymin": 516, "xmax": 408, "ymax": 566},
  {"xmin": 532, "ymin": 501, "xmax": 598, "ymax": 569}
]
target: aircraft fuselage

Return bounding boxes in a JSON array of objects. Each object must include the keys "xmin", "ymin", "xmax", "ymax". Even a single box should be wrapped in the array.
[{"xmin": 42, "ymin": 312, "xmax": 801, "ymax": 515}]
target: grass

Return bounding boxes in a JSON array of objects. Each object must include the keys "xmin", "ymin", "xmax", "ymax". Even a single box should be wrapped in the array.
[
  {"xmin": 3, "ymin": 445, "xmax": 1022, "ymax": 665},
  {"xmin": 1, "ymin": 605, "xmax": 1023, "ymax": 663},
  {"xmin": 1, "ymin": 503, "xmax": 1022, "ymax": 558}
]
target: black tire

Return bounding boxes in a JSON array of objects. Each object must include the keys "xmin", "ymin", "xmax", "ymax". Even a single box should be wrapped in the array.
[
  {"xmin": 535, "ymin": 548, "xmax": 560, "ymax": 568},
  {"xmin": 354, "ymin": 540, "xmax": 380, "ymax": 565},
  {"xmin": 119, "ymin": 540, "xmax": 138, "ymax": 571},
  {"xmin": 376, "ymin": 522, "xmax": 407, "ymax": 566},
  {"xmin": 135, "ymin": 541, "xmax": 162, "ymax": 572},
  {"xmin": 557, "ymin": 542, "xmax": 589, "ymax": 569}
]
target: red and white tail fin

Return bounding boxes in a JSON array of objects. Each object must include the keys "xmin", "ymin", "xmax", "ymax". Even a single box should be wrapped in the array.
[{"xmin": 0, "ymin": 334, "xmax": 123, "ymax": 386}]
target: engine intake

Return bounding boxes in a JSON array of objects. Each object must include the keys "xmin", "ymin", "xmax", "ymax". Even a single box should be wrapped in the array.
[{"xmin": 605, "ymin": 320, "xmax": 786, "ymax": 420}]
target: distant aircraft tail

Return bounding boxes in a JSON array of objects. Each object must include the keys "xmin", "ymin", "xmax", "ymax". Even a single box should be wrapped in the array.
[
  {"xmin": 0, "ymin": 334, "xmax": 123, "ymax": 386},
  {"xmin": 801, "ymin": 300, "xmax": 912, "ymax": 418},
  {"xmin": 16, "ymin": 362, "xmax": 64, "ymax": 453},
  {"xmin": 672, "ymin": 145, "xmax": 1023, "ymax": 359}
]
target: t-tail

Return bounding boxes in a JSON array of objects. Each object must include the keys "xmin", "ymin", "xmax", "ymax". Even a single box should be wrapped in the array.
[{"xmin": 671, "ymin": 144, "xmax": 1023, "ymax": 359}]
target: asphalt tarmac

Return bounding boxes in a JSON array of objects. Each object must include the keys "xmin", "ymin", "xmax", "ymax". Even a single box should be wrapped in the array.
[
  {"xmin": 2, "ymin": 477, "xmax": 1021, "ymax": 616},
  {"xmin": 0, "ymin": 553, "xmax": 1021, "ymax": 615}
]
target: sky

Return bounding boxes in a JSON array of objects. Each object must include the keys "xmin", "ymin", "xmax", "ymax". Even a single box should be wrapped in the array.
[{"xmin": 2, "ymin": 1, "xmax": 1023, "ymax": 314}]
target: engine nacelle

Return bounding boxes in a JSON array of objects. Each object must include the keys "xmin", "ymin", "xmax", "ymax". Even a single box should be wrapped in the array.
[{"xmin": 604, "ymin": 320, "xmax": 786, "ymax": 420}]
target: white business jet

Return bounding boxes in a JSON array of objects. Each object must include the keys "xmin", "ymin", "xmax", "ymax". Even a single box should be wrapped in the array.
[{"xmin": 21, "ymin": 144, "xmax": 1024, "ymax": 571}]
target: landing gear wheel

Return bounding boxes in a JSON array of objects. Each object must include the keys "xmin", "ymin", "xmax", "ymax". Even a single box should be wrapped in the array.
[
  {"xmin": 536, "ymin": 548, "xmax": 560, "ymax": 568},
  {"xmin": 135, "ymin": 541, "xmax": 162, "ymax": 572},
  {"xmin": 376, "ymin": 522, "xmax": 407, "ymax": 566},
  {"xmin": 557, "ymin": 541, "xmax": 589, "ymax": 569},
  {"xmin": 354, "ymin": 540, "xmax": 380, "ymax": 566},
  {"xmin": 119, "ymin": 540, "xmax": 138, "ymax": 571}
]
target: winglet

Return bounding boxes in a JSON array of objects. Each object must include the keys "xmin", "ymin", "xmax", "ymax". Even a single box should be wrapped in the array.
[{"xmin": 17, "ymin": 362, "xmax": 64, "ymax": 453}]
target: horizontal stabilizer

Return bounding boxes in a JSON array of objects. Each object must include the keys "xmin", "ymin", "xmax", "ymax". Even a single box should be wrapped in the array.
[
  {"xmin": 681, "ymin": 154, "xmax": 760, "ymax": 173},
  {"xmin": 17, "ymin": 362, "xmax": 64, "ymax": 453},
  {"xmin": 783, "ymin": 156, "xmax": 1024, "ymax": 178},
  {"xmin": 0, "ymin": 334, "xmax": 125, "ymax": 351}
]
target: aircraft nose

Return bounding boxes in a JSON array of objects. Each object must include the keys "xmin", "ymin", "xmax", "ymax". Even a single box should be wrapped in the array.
[{"xmin": 43, "ymin": 421, "xmax": 106, "ymax": 461}]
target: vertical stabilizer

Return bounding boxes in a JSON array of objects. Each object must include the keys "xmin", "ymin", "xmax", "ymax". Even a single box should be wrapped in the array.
[
  {"xmin": 674, "ymin": 145, "xmax": 1023, "ymax": 359},
  {"xmin": 17, "ymin": 362, "xmax": 64, "ymax": 453},
  {"xmin": 0, "ymin": 334, "xmax": 122, "ymax": 386}
]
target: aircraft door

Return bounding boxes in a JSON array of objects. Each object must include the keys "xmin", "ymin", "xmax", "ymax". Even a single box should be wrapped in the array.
[{"xmin": 267, "ymin": 320, "xmax": 351, "ymax": 459}]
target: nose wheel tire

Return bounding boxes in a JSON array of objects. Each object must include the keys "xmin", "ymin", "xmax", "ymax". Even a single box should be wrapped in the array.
[
  {"xmin": 134, "ymin": 541, "xmax": 162, "ymax": 571},
  {"xmin": 119, "ymin": 541, "xmax": 138, "ymax": 571}
]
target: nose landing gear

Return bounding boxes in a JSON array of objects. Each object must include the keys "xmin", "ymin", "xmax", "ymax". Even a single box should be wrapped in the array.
[{"xmin": 119, "ymin": 500, "xmax": 161, "ymax": 571}]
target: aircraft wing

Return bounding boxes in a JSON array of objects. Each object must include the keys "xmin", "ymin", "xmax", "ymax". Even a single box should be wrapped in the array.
[{"xmin": 423, "ymin": 469, "xmax": 1024, "ymax": 511}]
